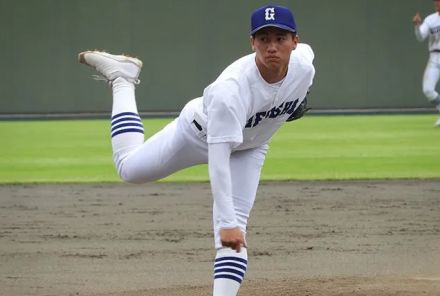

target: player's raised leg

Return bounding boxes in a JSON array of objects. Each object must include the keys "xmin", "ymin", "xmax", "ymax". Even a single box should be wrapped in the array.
[
  {"xmin": 79, "ymin": 50, "xmax": 147, "ymax": 176},
  {"xmin": 78, "ymin": 51, "xmax": 208, "ymax": 183},
  {"xmin": 212, "ymin": 144, "xmax": 268, "ymax": 296}
]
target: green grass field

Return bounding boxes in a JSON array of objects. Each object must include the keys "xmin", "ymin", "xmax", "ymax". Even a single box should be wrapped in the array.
[{"xmin": 0, "ymin": 114, "xmax": 439, "ymax": 183}]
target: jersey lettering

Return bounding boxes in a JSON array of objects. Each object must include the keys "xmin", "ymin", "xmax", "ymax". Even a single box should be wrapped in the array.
[
  {"xmin": 245, "ymin": 98, "xmax": 299, "ymax": 128},
  {"xmin": 269, "ymin": 105, "xmax": 282, "ymax": 118},
  {"xmin": 431, "ymin": 26, "xmax": 440, "ymax": 34},
  {"xmin": 280, "ymin": 101, "xmax": 293, "ymax": 115}
]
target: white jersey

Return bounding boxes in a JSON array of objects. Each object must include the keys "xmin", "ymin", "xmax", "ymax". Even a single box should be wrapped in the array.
[
  {"xmin": 185, "ymin": 43, "xmax": 315, "ymax": 150},
  {"xmin": 416, "ymin": 12, "xmax": 440, "ymax": 51}
]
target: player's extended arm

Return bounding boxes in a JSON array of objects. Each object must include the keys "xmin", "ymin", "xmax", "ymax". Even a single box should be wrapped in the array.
[
  {"xmin": 208, "ymin": 142, "xmax": 245, "ymax": 251},
  {"xmin": 414, "ymin": 12, "xmax": 429, "ymax": 41}
]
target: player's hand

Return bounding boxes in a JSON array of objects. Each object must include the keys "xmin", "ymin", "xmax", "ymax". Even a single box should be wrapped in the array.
[
  {"xmin": 413, "ymin": 12, "xmax": 422, "ymax": 26},
  {"xmin": 220, "ymin": 227, "xmax": 246, "ymax": 252}
]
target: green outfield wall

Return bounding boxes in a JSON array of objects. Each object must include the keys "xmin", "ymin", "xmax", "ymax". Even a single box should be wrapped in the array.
[{"xmin": 0, "ymin": 0, "xmax": 434, "ymax": 114}]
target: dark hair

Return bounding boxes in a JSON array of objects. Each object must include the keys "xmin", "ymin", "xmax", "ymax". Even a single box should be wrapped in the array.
[{"xmin": 251, "ymin": 30, "xmax": 297, "ymax": 39}]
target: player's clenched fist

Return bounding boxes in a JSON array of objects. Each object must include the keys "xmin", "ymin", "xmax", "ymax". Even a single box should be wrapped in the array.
[
  {"xmin": 220, "ymin": 227, "xmax": 246, "ymax": 252},
  {"xmin": 413, "ymin": 12, "xmax": 422, "ymax": 26}
]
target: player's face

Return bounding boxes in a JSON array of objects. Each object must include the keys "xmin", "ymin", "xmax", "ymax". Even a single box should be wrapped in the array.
[
  {"xmin": 435, "ymin": 0, "xmax": 440, "ymax": 12},
  {"xmin": 251, "ymin": 27, "xmax": 298, "ymax": 73}
]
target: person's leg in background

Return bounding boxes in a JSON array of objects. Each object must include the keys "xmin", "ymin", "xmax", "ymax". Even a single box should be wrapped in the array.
[{"xmin": 422, "ymin": 57, "xmax": 440, "ymax": 126}]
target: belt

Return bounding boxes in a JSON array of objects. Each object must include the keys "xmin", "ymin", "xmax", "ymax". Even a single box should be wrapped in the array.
[
  {"xmin": 431, "ymin": 49, "xmax": 440, "ymax": 53},
  {"xmin": 192, "ymin": 120, "xmax": 203, "ymax": 131}
]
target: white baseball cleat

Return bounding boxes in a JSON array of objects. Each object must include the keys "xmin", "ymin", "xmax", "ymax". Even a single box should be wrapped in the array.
[
  {"xmin": 78, "ymin": 51, "xmax": 143, "ymax": 84},
  {"xmin": 435, "ymin": 118, "xmax": 440, "ymax": 127}
]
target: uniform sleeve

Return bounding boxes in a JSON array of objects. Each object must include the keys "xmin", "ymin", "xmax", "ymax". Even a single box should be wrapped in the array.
[
  {"xmin": 208, "ymin": 142, "xmax": 238, "ymax": 229},
  {"xmin": 295, "ymin": 43, "xmax": 315, "ymax": 63},
  {"xmin": 416, "ymin": 18, "xmax": 430, "ymax": 41},
  {"xmin": 205, "ymin": 81, "xmax": 247, "ymax": 148},
  {"xmin": 292, "ymin": 43, "xmax": 316, "ymax": 88}
]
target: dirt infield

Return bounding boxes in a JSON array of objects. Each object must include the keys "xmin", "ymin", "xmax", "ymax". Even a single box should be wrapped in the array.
[{"xmin": 0, "ymin": 181, "xmax": 439, "ymax": 296}]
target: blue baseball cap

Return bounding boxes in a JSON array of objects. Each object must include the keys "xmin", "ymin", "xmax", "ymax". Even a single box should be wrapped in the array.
[{"xmin": 251, "ymin": 5, "xmax": 296, "ymax": 35}]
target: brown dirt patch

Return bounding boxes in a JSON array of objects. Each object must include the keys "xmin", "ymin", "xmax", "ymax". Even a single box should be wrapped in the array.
[{"xmin": 0, "ymin": 180, "xmax": 439, "ymax": 295}]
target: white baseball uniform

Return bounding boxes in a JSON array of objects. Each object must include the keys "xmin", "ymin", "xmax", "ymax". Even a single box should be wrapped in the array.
[
  {"xmin": 415, "ymin": 12, "xmax": 440, "ymax": 105},
  {"xmin": 110, "ymin": 43, "xmax": 315, "ymax": 249},
  {"xmin": 82, "ymin": 3, "xmax": 314, "ymax": 293}
]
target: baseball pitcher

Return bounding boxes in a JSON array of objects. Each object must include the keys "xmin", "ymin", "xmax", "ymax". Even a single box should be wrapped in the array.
[
  {"xmin": 414, "ymin": 0, "xmax": 440, "ymax": 126},
  {"xmin": 79, "ymin": 5, "xmax": 315, "ymax": 296}
]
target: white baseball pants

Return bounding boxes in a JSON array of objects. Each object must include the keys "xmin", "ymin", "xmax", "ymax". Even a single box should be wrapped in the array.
[
  {"xmin": 110, "ymin": 78, "xmax": 268, "ymax": 249},
  {"xmin": 423, "ymin": 52, "xmax": 440, "ymax": 105}
]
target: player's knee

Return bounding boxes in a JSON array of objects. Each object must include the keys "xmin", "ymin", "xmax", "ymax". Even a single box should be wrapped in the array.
[
  {"xmin": 118, "ymin": 168, "xmax": 147, "ymax": 184},
  {"xmin": 114, "ymin": 156, "xmax": 148, "ymax": 184},
  {"xmin": 120, "ymin": 175, "xmax": 143, "ymax": 184},
  {"xmin": 422, "ymin": 87, "xmax": 437, "ymax": 101}
]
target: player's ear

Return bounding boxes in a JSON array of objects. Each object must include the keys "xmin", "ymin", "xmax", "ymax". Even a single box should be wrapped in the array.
[
  {"xmin": 250, "ymin": 36, "xmax": 256, "ymax": 51},
  {"xmin": 292, "ymin": 34, "xmax": 299, "ymax": 50}
]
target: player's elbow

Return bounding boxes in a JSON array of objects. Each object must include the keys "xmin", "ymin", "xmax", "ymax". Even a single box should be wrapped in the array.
[{"xmin": 414, "ymin": 28, "xmax": 426, "ymax": 42}]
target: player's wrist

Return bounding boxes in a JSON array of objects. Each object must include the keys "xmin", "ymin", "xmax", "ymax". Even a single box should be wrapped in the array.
[{"xmin": 218, "ymin": 222, "xmax": 239, "ymax": 230}]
